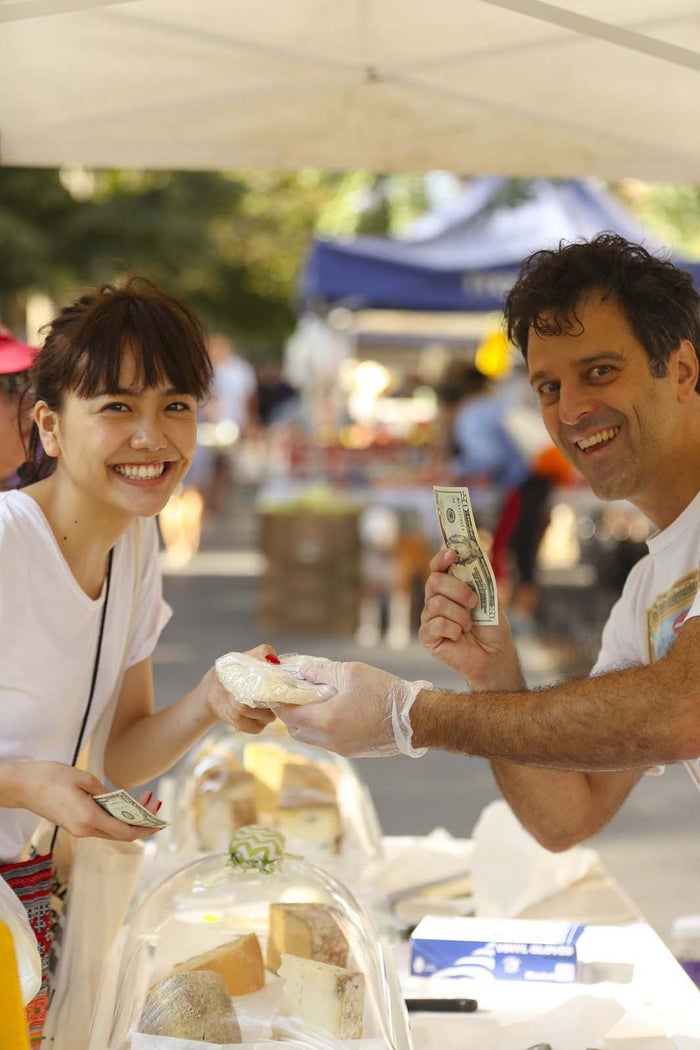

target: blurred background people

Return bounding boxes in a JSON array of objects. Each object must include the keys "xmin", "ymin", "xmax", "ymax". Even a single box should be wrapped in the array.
[
  {"xmin": 255, "ymin": 359, "xmax": 297, "ymax": 427},
  {"xmin": 436, "ymin": 358, "xmax": 567, "ymax": 633},
  {"xmin": 159, "ymin": 332, "xmax": 260, "ymax": 565},
  {"xmin": 0, "ymin": 327, "xmax": 36, "ymax": 491},
  {"xmin": 202, "ymin": 331, "xmax": 259, "ymax": 514}
]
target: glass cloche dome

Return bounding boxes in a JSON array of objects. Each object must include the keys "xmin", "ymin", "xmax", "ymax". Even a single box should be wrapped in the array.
[
  {"xmin": 157, "ymin": 721, "xmax": 384, "ymax": 875},
  {"xmin": 99, "ymin": 826, "xmax": 412, "ymax": 1049}
]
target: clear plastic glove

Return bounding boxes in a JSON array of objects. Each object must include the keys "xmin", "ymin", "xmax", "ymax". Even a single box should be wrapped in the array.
[{"xmin": 272, "ymin": 656, "xmax": 433, "ymax": 758}]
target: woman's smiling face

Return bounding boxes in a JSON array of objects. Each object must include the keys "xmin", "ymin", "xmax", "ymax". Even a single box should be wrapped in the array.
[{"xmin": 35, "ymin": 349, "xmax": 198, "ymax": 523}]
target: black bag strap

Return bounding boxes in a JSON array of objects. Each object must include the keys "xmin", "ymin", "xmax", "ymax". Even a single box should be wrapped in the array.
[{"xmin": 50, "ymin": 547, "xmax": 114, "ymax": 853}]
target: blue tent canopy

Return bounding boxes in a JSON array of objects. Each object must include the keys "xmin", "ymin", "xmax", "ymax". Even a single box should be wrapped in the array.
[{"xmin": 301, "ymin": 178, "xmax": 700, "ymax": 313}]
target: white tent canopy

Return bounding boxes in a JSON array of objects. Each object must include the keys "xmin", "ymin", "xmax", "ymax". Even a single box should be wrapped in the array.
[{"xmin": 2, "ymin": 0, "xmax": 700, "ymax": 178}]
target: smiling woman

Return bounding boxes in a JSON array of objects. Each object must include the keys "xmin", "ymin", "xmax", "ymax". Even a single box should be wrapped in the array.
[
  {"xmin": 23, "ymin": 278, "xmax": 212, "ymax": 485},
  {"xmin": 0, "ymin": 279, "xmax": 275, "ymax": 1047}
]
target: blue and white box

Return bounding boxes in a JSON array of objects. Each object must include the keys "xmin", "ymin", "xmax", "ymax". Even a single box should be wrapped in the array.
[{"xmin": 410, "ymin": 916, "xmax": 586, "ymax": 983}]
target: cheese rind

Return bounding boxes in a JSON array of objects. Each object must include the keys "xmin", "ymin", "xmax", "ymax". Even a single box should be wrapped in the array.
[
  {"xmin": 171, "ymin": 932, "xmax": 265, "ymax": 995},
  {"xmin": 267, "ymin": 902, "xmax": 349, "ymax": 974},
  {"xmin": 138, "ymin": 970, "xmax": 241, "ymax": 1043},
  {"xmin": 278, "ymin": 953, "xmax": 364, "ymax": 1039}
]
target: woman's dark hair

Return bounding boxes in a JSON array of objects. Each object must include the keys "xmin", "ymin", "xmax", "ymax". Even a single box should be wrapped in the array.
[
  {"xmin": 504, "ymin": 232, "xmax": 700, "ymax": 392},
  {"xmin": 23, "ymin": 278, "xmax": 213, "ymax": 483}
]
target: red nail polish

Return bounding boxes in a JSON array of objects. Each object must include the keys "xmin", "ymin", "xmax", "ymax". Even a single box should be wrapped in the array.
[
  {"xmin": 155, "ymin": 801, "xmax": 163, "ymax": 813},
  {"xmin": 144, "ymin": 791, "xmax": 153, "ymax": 804},
  {"xmin": 265, "ymin": 654, "xmax": 281, "ymax": 664}
]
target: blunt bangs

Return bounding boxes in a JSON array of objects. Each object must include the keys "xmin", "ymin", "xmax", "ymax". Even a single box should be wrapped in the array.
[{"xmin": 69, "ymin": 292, "xmax": 212, "ymax": 401}]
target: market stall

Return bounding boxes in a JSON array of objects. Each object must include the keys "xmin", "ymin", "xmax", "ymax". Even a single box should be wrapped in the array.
[{"xmin": 301, "ymin": 178, "xmax": 700, "ymax": 313}]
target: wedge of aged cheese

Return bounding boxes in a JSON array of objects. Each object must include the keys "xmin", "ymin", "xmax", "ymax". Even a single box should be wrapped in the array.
[
  {"xmin": 193, "ymin": 760, "xmax": 258, "ymax": 852},
  {"xmin": 267, "ymin": 902, "xmax": 349, "ymax": 974},
  {"xmin": 278, "ymin": 954, "xmax": 364, "ymax": 1040},
  {"xmin": 138, "ymin": 970, "xmax": 241, "ymax": 1042},
  {"xmin": 274, "ymin": 763, "xmax": 341, "ymax": 854},
  {"xmin": 242, "ymin": 743, "xmax": 307, "ymax": 814},
  {"xmin": 171, "ymin": 932, "xmax": 265, "ymax": 996}
]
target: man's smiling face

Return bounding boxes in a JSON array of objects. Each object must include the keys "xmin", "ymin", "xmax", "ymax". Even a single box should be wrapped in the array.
[{"xmin": 527, "ymin": 292, "xmax": 686, "ymax": 519}]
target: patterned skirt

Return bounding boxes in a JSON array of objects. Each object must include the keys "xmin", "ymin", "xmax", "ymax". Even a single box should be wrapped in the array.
[{"xmin": 0, "ymin": 852, "xmax": 54, "ymax": 1046}]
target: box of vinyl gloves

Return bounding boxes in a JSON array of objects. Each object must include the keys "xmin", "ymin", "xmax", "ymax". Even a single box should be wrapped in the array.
[{"xmin": 410, "ymin": 917, "xmax": 585, "ymax": 983}]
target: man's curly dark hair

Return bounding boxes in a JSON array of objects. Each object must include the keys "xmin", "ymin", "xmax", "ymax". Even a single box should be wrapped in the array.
[{"xmin": 504, "ymin": 232, "xmax": 700, "ymax": 392}]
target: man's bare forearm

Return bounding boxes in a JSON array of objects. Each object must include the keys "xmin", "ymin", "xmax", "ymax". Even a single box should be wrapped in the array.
[
  {"xmin": 490, "ymin": 760, "xmax": 643, "ymax": 850},
  {"xmin": 412, "ymin": 625, "xmax": 699, "ymax": 769}
]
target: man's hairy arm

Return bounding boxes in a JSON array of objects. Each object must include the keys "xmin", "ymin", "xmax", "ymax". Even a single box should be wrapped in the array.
[
  {"xmin": 490, "ymin": 761, "xmax": 643, "ymax": 851},
  {"xmin": 412, "ymin": 618, "xmax": 700, "ymax": 770},
  {"xmin": 419, "ymin": 547, "xmax": 646, "ymax": 848}
]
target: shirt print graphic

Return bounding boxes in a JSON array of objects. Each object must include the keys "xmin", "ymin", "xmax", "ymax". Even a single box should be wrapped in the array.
[{"xmin": 646, "ymin": 568, "xmax": 700, "ymax": 662}]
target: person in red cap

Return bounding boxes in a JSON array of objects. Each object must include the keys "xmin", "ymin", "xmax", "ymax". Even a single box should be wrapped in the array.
[{"xmin": 0, "ymin": 326, "xmax": 36, "ymax": 489}]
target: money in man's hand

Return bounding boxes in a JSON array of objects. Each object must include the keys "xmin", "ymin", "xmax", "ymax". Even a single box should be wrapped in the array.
[
  {"xmin": 433, "ymin": 485, "xmax": 499, "ymax": 626},
  {"xmin": 93, "ymin": 789, "xmax": 168, "ymax": 829}
]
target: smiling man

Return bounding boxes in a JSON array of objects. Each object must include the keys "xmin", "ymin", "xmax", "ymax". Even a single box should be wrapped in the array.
[{"xmin": 236, "ymin": 234, "xmax": 700, "ymax": 852}]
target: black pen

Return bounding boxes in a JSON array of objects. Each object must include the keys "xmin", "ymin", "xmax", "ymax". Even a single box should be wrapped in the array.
[{"xmin": 405, "ymin": 997, "xmax": 478, "ymax": 1013}]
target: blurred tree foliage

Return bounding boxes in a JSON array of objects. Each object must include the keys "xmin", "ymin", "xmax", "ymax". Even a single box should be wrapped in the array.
[
  {"xmin": 3, "ymin": 166, "xmax": 697, "ymax": 355},
  {"xmin": 0, "ymin": 167, "xmax": 428, "ymax": 354},
  {"xmin": 610, "ymin": 180, "xmax": 700, "ymax": 257}
]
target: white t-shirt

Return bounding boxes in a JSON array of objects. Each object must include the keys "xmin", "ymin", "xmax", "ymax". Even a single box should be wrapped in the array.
[
  {"xmin": 592, "ymin": 491, "xmax": 700, "ymax": 675},
  {"xmin": 591, "ymin": 491, "xmax": 700, "ymax": 777},
  {"xmin": 0, "ymin": 491, "xmax": 171, "ymax": 862}
]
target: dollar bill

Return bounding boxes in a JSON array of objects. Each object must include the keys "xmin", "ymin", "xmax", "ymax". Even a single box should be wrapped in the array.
[
  {"xmin": 433, "ymin": 485, "xmax": 499, "ymax": 626},
  {"xmin": 93, "ymin": 789, "xmax": 168, "ymax": 829}
]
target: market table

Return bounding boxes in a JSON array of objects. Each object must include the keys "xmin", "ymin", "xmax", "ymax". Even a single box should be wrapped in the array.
[
  {"xmin": 399, "ymin": 922, "xmax": 700, "ymax": 1048},
  {"xmin": 376, "ymin": 836, "xmax": 700, "ymax": 1048},
  {"xmin": 88, "ymin": 829, "xmax": 700, "ymax": 1050}
]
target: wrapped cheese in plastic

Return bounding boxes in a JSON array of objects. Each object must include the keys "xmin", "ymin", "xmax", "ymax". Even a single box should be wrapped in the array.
[
  {"xmin": 137, "ymin": 970, "xmax": 241, "ymax": 1042},
  {"xmin": 214, "ymin": 652, "xmax": 336, "ymax": 709}
]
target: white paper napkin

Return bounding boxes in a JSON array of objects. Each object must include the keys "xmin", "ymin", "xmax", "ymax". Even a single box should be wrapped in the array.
[{"xmin": 471, "ymin": 801, "xmax": 598, "ymax": 918}]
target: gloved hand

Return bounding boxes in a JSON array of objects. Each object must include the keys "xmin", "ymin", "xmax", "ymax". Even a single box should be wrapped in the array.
[{"xmin": 272, "ymin": 656, "xmax": 433, "ymax": 758}]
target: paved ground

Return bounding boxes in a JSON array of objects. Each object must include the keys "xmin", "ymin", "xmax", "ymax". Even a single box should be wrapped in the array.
[{"xmin": 150, "ymin": 486, "xmax": 700, "ymax": 949}]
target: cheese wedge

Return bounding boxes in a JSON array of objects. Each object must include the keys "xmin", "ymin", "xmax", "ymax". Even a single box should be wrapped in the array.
[
  {"xmin": 193, "ymin": 763, "xmax": 258, "ymax": 851},
  {"xmin": 138, "ymin": 970, "xmax": 241, "ymax": 1042},
  {"xmin": 267, "ymin": 902, "xmax": 349, "ymax": 974},
  {"xmin": 274, "ymin": 763, "xmax": 341, "ymax": 854},
  {"xmin": 171, "ymin": 932, "xmax": 265, "ymax": 996},
  {"xmin": 243, "ymin": 743, "xmax": 306, "ymax": 814},
  {"xmin": 278, "ymin": 954, "xmax": 364, "ymax": 1040}
]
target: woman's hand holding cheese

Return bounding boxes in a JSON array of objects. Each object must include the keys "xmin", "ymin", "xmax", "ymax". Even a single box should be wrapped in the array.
[{"xmin": 205, "ymin": 644, "xmax": 279, "ymax": 734}]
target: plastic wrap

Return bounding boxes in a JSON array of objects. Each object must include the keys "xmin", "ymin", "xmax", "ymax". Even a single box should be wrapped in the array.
[{"xmin": 214, "ymin": 653, "xmax": 336, "ymax": 709}]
